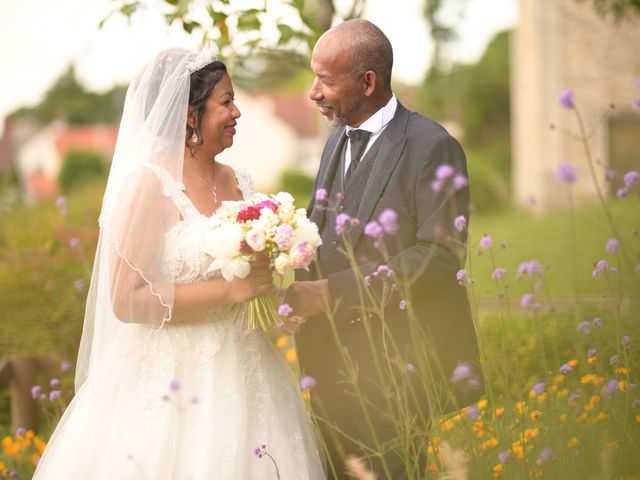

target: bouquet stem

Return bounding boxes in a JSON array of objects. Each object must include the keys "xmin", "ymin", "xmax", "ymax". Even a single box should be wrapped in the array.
[{"xmin": 240, "ymin": 292, "xmax": 282, "ymax": 331}]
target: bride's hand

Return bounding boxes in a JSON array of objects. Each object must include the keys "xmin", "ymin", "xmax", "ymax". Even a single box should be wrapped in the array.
[{"xmin": 227, "ymin": 263, "xmax": 273, "ymax": 303}]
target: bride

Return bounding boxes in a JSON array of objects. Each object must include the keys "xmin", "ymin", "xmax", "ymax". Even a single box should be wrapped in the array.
[{"xmin": 33, "ymin": 45, "xmax": 325, "ymax": 479}]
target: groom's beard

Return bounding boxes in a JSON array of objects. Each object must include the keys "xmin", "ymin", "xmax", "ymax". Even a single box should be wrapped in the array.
[{"xmin": 317, "ymin": 100, "xmax": 366, "ymax": 129}]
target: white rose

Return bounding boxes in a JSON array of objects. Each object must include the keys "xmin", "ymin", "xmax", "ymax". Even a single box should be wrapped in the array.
[
  {"xmin": 275, "ymin": 191, "xmax": 294, "ymax": 206},
  {"xmin": 208, "ymin": 257, "xmax": 251, "ymax": 281},
  {"xmin": 293, "ymin": 216, "xmax": 322, "ymax": 248},
  {"xmin": 201, "ymin": 223, "xmax": 243, "ymax": 259},
  {"xmin": 274, "ymin": 253, "xmax": 292, "ymax": 274}
]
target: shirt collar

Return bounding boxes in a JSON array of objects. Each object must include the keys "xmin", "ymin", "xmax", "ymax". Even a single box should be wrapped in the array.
[{"xmin": 345, "ymin": 95, "xmax": 397, "ymax": 136}]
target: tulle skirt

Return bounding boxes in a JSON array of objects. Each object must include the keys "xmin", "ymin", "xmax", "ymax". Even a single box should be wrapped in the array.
[{"xmin": 33, "ymin": 316, "xmax": 325, "ymax": 479}]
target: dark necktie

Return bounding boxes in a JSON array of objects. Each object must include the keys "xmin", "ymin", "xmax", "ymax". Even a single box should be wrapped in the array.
[{"xmin": 345, "ymin": 129, "xmax": 371, "ymax": 182}]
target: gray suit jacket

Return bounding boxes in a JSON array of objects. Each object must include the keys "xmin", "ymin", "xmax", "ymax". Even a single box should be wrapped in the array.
[{"xmin": 298, "ymin": 101, "xmax": 482, "ymax": 408}]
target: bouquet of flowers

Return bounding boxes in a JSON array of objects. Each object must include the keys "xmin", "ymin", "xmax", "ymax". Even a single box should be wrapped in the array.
[{"xmin": 201, "ymin": 192, "xmax": 322, "ymax": 330}]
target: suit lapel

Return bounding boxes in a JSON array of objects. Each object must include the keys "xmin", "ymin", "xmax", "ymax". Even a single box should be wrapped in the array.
[
  {"xmin": 309, "ymin": 128, "xmax": 347, "ymax": 231},
  {"xmin": 349, "ymin": 103, "xmax": 410, "ymax": 250}
]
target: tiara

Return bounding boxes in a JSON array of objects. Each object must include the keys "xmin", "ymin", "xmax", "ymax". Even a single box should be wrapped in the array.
[{"xmin": 186, "ymin": 42, "xmax": 220, "ymax": 74}]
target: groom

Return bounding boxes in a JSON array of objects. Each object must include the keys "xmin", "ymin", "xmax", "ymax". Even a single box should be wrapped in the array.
[{"xmin": 286, "ymin": 19, "xmax": 482, "ymax": 478}]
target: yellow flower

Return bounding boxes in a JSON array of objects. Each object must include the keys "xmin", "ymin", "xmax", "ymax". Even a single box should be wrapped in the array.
[
  {"xmin": 276, "ymin": 336, "xmax": 289, "ymax": 348},
  {"xmin": 567, "ymin": 437, "xmax": 578, "ymax": 448},
  {"xmin": 515, "ymin": 401, "xmax": 528, "ymax": 415},
  {"xmin": 536, "ymin": 392, "xmax": 547, "ymax": 404},
  {"xmin": 477, "ymin": 399, "xmax": 488, "ymax": 410},
  {"xmin": 635, "ymin": 414, "xmax": 640, "ymax": 424},
  {"xmin": 440, "ymin": 419, "xmax": 455, "ymax": 432},
  {"xmin": 493, "ymin": 463, "xmax": 504, "ymax": 473},
  {"xmin": 553, "ymin": 374, "xmax": 565, "ymax": 385},
  {"xmin": 587, "ymin": 356, "xmax": 597, "ymax": 365},
  {"xmin": 511, "ymin": 441, "xmax": 524, "ymax": 460},
  {"xmin": 559, "ymin": 414, "xmax": 567, "ymax": 423},
  {"xmin": 614, "ymin": 367, "xmax": 630, "ymax": 376},
  {"xmin": 494, "ymin": 407, "xmax": 505, "ymax": 417},
  {"xmin": 523, "ymin": 427, "xmax": 539, "ymax": 443},
  {"xmin": 285, "ymin": 348, "xmax": 297, "ymax": 363},
  {"xmin": 557, "ymin": 388, "xmax": 569, "ymax": 398},
  {"xmin": 619, "ymin": 380, "xmax": 631, "ymax": 392},
  {"xmin": 25, "ymin": 430, "xmax": 34, "ymax": 440},
  {"xmin": 568, "ymin": 359, "xmax": 578, "ymax": 367},
  {"xmin": 549, "ymin": 385, "xmax": 558, "ymax": 393},
  {"xmin": 481, "ymin": 438, "xmax": 498, "ymax": 450},
  {"xmin": 529, "ymin": 410, "xmax": 542, "ymax": 422},
  {"xmin": 429, "ymin": 463, "xmax": 439, "ymax": 473}
]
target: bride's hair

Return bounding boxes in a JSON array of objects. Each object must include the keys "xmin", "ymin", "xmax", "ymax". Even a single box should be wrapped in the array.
[{"xmin": 186, "ymin": 60, "xmax": 228, "ymax": 149}]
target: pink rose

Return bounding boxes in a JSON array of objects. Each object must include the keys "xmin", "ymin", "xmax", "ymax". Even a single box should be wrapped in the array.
[{"xmin": 246, "ymin": 229, "xmax": 266, "ymax": 252}]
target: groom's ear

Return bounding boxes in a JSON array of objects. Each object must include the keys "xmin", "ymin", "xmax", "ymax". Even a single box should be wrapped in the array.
[{"xmin": 362, "ymin": 70, "xmax": 376, "ymax": 97}]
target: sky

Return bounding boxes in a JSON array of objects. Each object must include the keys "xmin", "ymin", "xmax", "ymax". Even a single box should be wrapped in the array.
[{"xmin": 0, "ymin": 0, "xmax": 518, "ymax": 130}]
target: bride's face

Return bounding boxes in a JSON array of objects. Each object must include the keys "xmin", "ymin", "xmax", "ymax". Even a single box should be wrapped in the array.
[{"xmin": 200, "ymin": 72, "xmax": 241, "ymax": 155}]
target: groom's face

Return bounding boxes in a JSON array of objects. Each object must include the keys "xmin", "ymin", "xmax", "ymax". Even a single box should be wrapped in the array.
[{"xmin": 309, "ymin": 32, "xmax": 367, "ymax": 128}]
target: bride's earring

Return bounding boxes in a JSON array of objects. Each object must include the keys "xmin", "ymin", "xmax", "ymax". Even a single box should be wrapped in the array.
[{"xmin": 191, "ymin": 131, "xmax": 199, "ymax": 144}]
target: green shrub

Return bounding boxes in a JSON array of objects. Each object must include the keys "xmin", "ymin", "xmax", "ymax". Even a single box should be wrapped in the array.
[
  {"xmin": 57, "ymin": 149, "xmax": 107, "ymax": 193},
  {"xmin": 279, "ymin": 169, "xmax": 314, "ymax": 208}
]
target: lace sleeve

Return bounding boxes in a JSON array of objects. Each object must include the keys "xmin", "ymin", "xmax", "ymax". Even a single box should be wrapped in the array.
[{"xmin": 231, "ymin": 165, "xmax": 254, "ymax": 199}]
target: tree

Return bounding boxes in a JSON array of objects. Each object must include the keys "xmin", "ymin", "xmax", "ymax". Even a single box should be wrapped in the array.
[
  {"xmin": 10, "ymin": 67, "xmax": 127, "ymax": 126},
  {"xmin": 581, "ymin": 0, "xmax": 640, "ymax": 20}
]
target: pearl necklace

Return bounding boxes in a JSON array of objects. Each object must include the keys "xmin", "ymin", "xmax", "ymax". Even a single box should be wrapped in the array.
[{"xmin": 189, "ymin": 161, "xmax": 218, "ymax": 204}]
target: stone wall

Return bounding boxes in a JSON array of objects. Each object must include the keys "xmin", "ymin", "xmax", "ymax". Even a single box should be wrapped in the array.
[{"xmin": 512, "ymin": 0, "xmax": 640, "ymax": 212}]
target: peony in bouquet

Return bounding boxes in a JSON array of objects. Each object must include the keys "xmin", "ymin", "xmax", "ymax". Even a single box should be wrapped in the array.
[{"xmin": 201, "ymin": 191, "xmax": 321, "ymax": 330}]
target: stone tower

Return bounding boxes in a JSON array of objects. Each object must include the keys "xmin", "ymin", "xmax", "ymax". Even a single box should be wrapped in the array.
[{"xmin": 512, "ymin": 0, "xmax": 640, "ymax": 212}]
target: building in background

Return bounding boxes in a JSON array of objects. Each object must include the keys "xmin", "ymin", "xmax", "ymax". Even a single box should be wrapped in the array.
[{"xmin": 512, "ymin": 0, "xmax": 640, "ymax": 212}]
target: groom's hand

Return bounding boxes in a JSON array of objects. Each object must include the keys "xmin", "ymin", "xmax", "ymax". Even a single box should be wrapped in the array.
[{"xmin": 284, "ymin": 280, "xmax": 331, "ymax": 318}]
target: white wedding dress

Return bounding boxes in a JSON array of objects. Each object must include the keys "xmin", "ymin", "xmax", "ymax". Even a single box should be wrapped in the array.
[{"xmin": 34, "ymin": 165, "xmax": 325, "ymax": 479}]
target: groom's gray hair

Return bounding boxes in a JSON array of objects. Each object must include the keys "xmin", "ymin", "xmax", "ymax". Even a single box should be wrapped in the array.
[{"xmin": 334, "ymin": 19, "xmax": 393, "ymax": 89}]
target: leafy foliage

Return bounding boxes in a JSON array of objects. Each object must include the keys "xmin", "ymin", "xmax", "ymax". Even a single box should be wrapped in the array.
[{"xmin": 57, "ymin": 150, "xmax": 108, "ymax": 193}]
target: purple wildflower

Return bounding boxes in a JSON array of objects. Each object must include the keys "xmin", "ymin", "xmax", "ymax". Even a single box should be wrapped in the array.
[
  {"xmin": 617, "ymin": 187, "xmax": 628, "ymax": 198},
  {"xmin": 300, "ymin": 375, "xmax": 317, "ymax": 390},
  {"xmin": 169, "ymin": 379, "xmax": 181, "ymax": 392},
  {"xmin": 517, "ymin": 259, "xmax": 542, "ymax": 277},
  {"xmin": 69, "ymin": 238, "xmax": 80, "ymax": 249},
  {"xmin": 609, "ymin": 266, "xmax": 618, "ymax": 275},
  {"xmin": 456, "ymin": 269, "xmax": 467, "ymax": 286},
  {"xmin": 364, "ymin": 275, "xmax": 372, "ymax": 286},
  {"xmin": 364, "ymin": 221, "xmax": 384, "ymax": 239},
  {"xmin": 492, "ymin": 268, "xmax": 507, "ymax": 280},
  {"xmin": 450, "ymin": 362, "xmax": 479, "ymax": 390},
  {"xmin": 407, "ymin": 363, "xmax": 417, "ymax": 373},
  {"xmin": 592, "ymin": 317, "xmax": 604, "ymax": 329},
  {"xmin": 633, "ymin": 399, "xmax": 640, "ymax": 408},
  {"xmin": 538, "ymin": 447, "xmax": 554, "ymax": 464},
  {"xmin": 378, "ymin": 209, "xmax": 398, "ymax": 235},
  {"xmin": 15, "ymin": 427, "xmax": 27, "ymax": 437},
  {"xmin": 622, "ymin": 335, "xmax": 632, "ymax": 347},
  {"xmin": 278, "ymin": 304, "xmax": 293, "ymax": 317},
  {"xmin": 60, "ymin": 361, "xmax": 72, "ymax": 372},
  {"xmin": 335, "ymin": 213, "xmax": 351, "ymax": 235},
  {"xmin": 31, "ymin": 386, "xmax": 41, "ymax": 399},
  {"xmin": 431, "ymin": 179, "xmax": 445, "ymax": 192},
  {"xmin": 532, "ymin": 382, "xmax": 546, "ymax": 396},
  {"xmin": 603, "ymin": 379, "xmax": 619, "ymax": 397},
  {"xmin": 435, "ymin": 164, "xmax": 455, "ymax": 180},
  {"xmin": 587, "ymin": 348, "xmax": 597, "ymax": 358},
  {"xmin": 49, "ymin": 390, "xmax": 61, "ymax": 401},
  {"xmin": 253, "ymin": 446, "xmax": 262, "ymax": 457},
  {"xmin": 55, "ymin": 196, "xmax": 67, "ymax": 208},
  {"xmin": 521, "ymin": 293, "xmax": 539, "ymax": 311},
  {"xmin": 559, "ymin": 363, "xmax": 573, "ymax": 374},
  {"xmin": 557, "ymin": 163, "xmax": 577, "ymax": 183},
  {"xmin": 605, "ymin": 169, "xmax": 617, "ymax": 182},
  {"xmin": 314, "ymin": 188, "xmax": 328, "ymax": 201},
  {"xmin": 479, "ymin": 234, "xmax": 492, "ymax": 249},
  {"xmin": 558, "ymin": 89, "xmax": 574, "ymax": 109},
  {"xmin": 454, "ymin": 215, "xmax": 467, "ymax": 232},
  {"xmin": 399, "ymin": 299, "xmax": 408, "ymax": 310},
  {"xmin": 74, "ymin": 278, "xmax": 84, "ymax": 294},
  {"xmin": 577, "ymin": 321, "xmax": 590, "ymax": 335},
  {"xmin": 624, "ymin": 170, "xmax": 639, "ymax": 188},
  {"xmin": 452, "ymin": 174, "xmax": 468, "ymax": 190},
  {"xmin": 609, "ymin": 355, "xmax": 619, "ymax": 366},
  {"xmin": 464, "ymin": 405, "xmax": 480, "ymax": 420},
  {"xmin": 50, "ymin": 378, "xmax": 60, "ymax": 388},
  {"xmin": 606, "ymin": 239, "xmax": 619, "ymax": 254},
  {"xmin": 498, "ymin": 451, "xmax": 510, "ymax": 464}
]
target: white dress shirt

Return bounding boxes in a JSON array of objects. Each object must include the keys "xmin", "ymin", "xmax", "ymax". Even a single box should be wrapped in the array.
[{"xmin": 343, "ymin": 95, "xmax": 398, "ymax": 177}]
